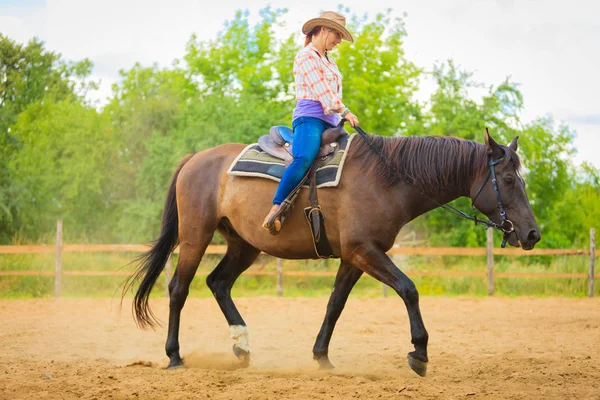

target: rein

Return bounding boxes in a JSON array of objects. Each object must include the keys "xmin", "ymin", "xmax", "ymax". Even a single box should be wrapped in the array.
[{"xmin": 352, "ymin": 124, "xmax": 515, "ymax": 248}]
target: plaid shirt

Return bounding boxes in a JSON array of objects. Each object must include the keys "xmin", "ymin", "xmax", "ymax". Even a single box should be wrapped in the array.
[{"xmin": 293, "ymin": 43, "xmax": 345, "ymax": 115}]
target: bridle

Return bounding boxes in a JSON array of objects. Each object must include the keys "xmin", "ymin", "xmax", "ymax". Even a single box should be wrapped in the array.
[
  {"xmin": 352, "ymin": 123, "xmax": 515, "ymax": 248},
  {"xmin": 470, "ymin": 155, "xmax": 515, "ymax": 248}
]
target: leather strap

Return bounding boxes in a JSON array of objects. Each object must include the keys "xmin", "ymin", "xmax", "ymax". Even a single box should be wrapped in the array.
[{"xmin": 304, "ymin": 169, "xmax": 334, "ymax": 258}]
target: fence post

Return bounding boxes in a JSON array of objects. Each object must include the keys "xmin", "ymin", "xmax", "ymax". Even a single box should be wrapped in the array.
[
  {"xmin": 165, "ymin": 255, "xmax": 172, "ymax": 298},
  {"xmin": 487, "ymin": 228, "xmax": 494, "ymax": 296},
  {"xmin": 382, "ymin": 283, "xmax": 388, "ymax": 297},
  {"xmin": 590, "ymin": 228, "xmax": 596, "ymax": 298},
  {"xmin": 55, "ymin": 220, "xmax": 63, "ymax": 297},
  {"xmin": 277, "ymin": 258, "xmax": 283, "ymax": 297}
]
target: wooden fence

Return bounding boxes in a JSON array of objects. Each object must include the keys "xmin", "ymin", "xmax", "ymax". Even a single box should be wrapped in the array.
[{"xmin": 0, "ymin": 222, "xmax": 596, "ymax": 297}]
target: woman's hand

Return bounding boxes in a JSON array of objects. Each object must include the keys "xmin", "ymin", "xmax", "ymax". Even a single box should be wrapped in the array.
[{"xmin": 344, "ymin": 111, "xmax": 359, "ymax": 127}]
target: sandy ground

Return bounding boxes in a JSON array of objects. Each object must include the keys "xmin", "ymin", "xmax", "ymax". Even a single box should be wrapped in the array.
[{"xmin": 0, "ymin": 296, "xmax": 599, "ymax": 399}]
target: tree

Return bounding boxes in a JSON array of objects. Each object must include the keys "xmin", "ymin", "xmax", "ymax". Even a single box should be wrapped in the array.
[
  {"xmin": 103, "ymin": 63, "xmax": 197, "ymax": 241},
  {"xmin": 539, "ymin": 162, "xmax": 600, "ymax": 248},
  {"xmin": 517, "ymin": 118, "xmax": 575, "ymax": 226},
  {"xmin": 8, "ymin": 98, "xmax": 116, "ymax": 241},
  {"xmin": 0, "ymin": 35, "xmax": 95, "ymax": 241},
  {"xmin": 336, "ymin": 11, "xmax": 422, "ymax": 135}
]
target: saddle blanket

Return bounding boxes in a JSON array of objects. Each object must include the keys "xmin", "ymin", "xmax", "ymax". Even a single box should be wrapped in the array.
[{"xmin": 227, "ymin": 133, "xmax": 356, "ymax": 188}]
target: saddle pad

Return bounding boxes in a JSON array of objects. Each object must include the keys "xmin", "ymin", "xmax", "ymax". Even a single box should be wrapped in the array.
[{"xmin": 227, "ymin": 133, "xmax": 356, "ymax": 188}]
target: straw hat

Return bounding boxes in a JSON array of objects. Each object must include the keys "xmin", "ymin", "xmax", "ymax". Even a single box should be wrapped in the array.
[{"xmin": 302, "ymin": 11, "xmax": 354, "ymax": 43}]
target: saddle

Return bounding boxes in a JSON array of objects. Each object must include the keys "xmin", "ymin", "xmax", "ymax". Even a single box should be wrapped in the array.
[
  {"xmin": 259, "ymin": 121, "xmax": 348, "ymax": 259},
  {"xmin": 258, "ymin": 123, "xmax": 348, "ymax": 166}
]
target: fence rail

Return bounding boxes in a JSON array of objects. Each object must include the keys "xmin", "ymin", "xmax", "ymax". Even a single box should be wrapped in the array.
[
  {"xmin": 1, "ymin": 270, "xmax": 597, "ymax": 279},
  {"xmin": 0, "ymin": 244, "xmax": 588, "ymax": 256},
  {"xmin": 0, "ymin": 221, "xmax": 596, "ymax": 297}
]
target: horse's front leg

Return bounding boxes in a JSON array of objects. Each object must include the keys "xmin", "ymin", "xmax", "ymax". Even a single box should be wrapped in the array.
[
  {"xmin": 313, "ymin": 260, "xmax": 363, "ymax": 369},
  {"xmin": 349, "ymin": 245, "xmax": 429, "ymax": 376}
]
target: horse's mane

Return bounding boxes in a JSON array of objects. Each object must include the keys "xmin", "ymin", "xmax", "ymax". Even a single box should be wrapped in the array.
[{"xmin": 349, "ymin": 134, "xmax": 521, "ymax": 195}]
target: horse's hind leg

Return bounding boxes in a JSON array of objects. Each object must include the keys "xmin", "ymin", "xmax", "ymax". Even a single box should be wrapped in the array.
[
  {"xmin": 313, "ymin": 260, "xmax": 363, "ymax": 369},
  {"xmin": 206, "ymin": 234, "xmax": 260, "ymax": 366},
  {"xmin": 166, "ymin": 236, "xmax": 213, "ymax": 369}
]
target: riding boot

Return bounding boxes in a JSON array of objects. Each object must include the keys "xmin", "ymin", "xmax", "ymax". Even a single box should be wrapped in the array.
[{"xmin": 262, "ymin": 205, "xmax": 281, "ymax": 234}]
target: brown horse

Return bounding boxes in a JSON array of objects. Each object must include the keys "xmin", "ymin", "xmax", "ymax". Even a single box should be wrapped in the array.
[{"xmin": 124, "ymin": 129, "xmax": 540, "ymax": 376}]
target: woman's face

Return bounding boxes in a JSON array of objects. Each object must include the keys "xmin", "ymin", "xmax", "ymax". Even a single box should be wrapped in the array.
[{"xmin": 322, "ymin": 28, "xmax": 342, "ymax": 51}]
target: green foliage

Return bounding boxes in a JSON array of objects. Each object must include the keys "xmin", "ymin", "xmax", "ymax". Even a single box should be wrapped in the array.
[
  {"xmin": 542, "ymin": 163, "xmax": 600, "ymax": 247},
  {"xmin": 0, "ymin": 35, "xmax": 95, "ymax": 241},
  {"xmin": 336, "ymin": 11, "xmax": 422, "ymax": 135},
  {"xmin": 8, "ymin": 98, "xmax": 117, "ymax": 241},
  {"xmin": 517, "ymin": 118, "xmax": 575, "ymax": 233},
  {"xmin": 0, "ymin": 35, "xmax": 92, "ymax": 130},
  {"xmin": 185, "ymin": 7, "xmax": 292, "ymax": 99},
  {"xmin": 426, "ymin": 60, "xmax": 521, "ymax": 141}
]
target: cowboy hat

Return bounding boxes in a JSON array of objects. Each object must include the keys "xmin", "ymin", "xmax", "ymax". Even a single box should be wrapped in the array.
[{"xmin": 302, "ymin": 11, "xmax": 354, "ymax": 43}]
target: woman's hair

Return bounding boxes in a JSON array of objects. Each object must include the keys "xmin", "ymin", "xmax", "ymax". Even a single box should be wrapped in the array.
[{"xmin": 304, "ymin": 26, "xmax": 322, "ymax": 47}]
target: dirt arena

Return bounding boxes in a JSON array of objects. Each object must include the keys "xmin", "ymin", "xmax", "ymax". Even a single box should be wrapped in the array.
[{"xmin": 1, "ymin": 296, "xmax": 599, "ymax": 399}]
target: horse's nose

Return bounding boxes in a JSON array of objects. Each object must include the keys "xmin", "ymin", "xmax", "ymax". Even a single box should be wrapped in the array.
[{"xmin": 527, "ymin": 230, "xmax": 541, "ymax": 244}]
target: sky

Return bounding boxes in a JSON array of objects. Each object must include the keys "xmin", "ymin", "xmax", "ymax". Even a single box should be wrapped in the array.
[{"xmin": 1, "ymin": 0, "xmax": 599, "ymax": 168}]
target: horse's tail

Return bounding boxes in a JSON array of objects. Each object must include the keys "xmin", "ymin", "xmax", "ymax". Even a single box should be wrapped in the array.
[{"xmin": 122, "ymin": 154, "xmax": 194, "ymax": 329}]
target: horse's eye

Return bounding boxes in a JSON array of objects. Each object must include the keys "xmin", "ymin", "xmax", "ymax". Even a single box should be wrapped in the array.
[{"xmin": 503, "ymin": 177, "xmax": 513, "ymax": 184}]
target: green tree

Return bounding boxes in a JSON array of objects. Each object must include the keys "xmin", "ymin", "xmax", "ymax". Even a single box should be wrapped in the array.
[
  {"xmin": 336, "ymin": 11, "xmax": 422, "ymax": 135},
  {"xmin": 103, "ymin": 63, "xmax": 197, "ymax": 241},
  {"xmin": 185, "ymin": 7, "xmax": 293, "ymax": 100},
  {"xmin": 0, "ymin": 35, "xmax": 95, "ymax": 241},
  {"xmin": 425, "ymin": 60, "xmax": 521, "ymax": 141},
  {"xmin": 8, "ymin": 98, "xmax": 116, "ymax": 241},
  {"xmin": 542, "ymin": 162, "xmax": 600, "ymax": 248},
  {"xmin": 517, "ymin": 118, "xmax": 575, "ymax": 234},
  {"xmin": 184, "ymin": 7, "xmax": 295, "ymax": 143}
]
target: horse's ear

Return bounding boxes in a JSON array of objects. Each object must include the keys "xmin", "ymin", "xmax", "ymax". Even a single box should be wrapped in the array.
[
  {"xmin": 484, "ymin": 127, "xmax": 504, "ymax": 159},
  {"xmin": 508, "ymin": 136, "xmax": 519, "ymax": 152}
]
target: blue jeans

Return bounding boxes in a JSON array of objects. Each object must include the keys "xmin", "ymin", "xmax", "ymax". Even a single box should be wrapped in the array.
[{"xmin": 273, "ymin": 117, "xmax": 332, "ymax": 205}]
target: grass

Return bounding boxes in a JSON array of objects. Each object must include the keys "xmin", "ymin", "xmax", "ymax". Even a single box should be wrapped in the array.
[{"xmin": 1, "ymin": 251, "xmax": 597, "ymax": 299}]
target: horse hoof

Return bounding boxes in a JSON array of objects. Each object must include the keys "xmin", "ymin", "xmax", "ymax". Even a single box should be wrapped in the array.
[
  {"xmin": 407, "ymin": 353, "xmax": 427, "ymax": 377},
  {"xmin": 233, "ymin": 345, "xmax": 250, "ymax": 367},
  {"xmin": 317, "ymin": 358, "xmax": 335, "ymax": 370},
  {"xmin": 167, "ymin": 359, "xmax": 184, "ymax": 370},
  {"xmin": 313, "ymin": 354, "xmax": 335, "ymax": 370}
]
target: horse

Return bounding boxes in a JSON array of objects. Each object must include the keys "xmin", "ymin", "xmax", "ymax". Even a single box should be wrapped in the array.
[{"xmin": 123, "ymin": 128, "xmax": 540, "ymax": 376}]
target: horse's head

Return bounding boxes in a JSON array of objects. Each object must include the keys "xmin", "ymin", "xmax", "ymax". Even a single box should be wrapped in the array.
[{"xmin": 470, "ymin": 130, "xmax": 541, "ymax": 250}]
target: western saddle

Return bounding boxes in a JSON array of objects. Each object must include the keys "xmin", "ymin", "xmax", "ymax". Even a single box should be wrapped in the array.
[
  {"xmin": 258, "ymin": 123, "xmax": 347, "ymax": 165},
  {"xmin": 258, "ymin": 121, "xmax": 348, "ymax": 258}
]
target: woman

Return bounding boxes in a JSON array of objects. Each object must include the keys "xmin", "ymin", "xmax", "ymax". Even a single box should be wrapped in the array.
[{"xmin": 262, "ymin": 11, "xmax": 360, "ymax": 233}]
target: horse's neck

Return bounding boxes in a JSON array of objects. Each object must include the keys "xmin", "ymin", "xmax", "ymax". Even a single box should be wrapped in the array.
[
  {"xmin": 398, "ymin": 141, "xmax": 478, "ymax": 217},
  {"xmin": 404, "ymin": 182, "xmax": 466, "ymax": 219}
]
